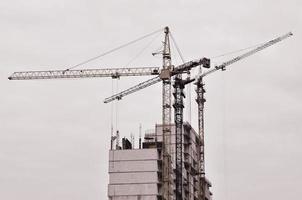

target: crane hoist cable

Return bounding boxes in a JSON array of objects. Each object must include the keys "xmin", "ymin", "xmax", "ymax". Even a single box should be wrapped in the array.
[
  {"xmin": 67, "ymin": 27, "xmax": 164, "ymax": 70},
  {"xmin": 111, "ymin": 77, "xmax": 120, "ymax": 149},
  {"xmin": 115, "ymin": 78, "xmax": 119, "ymax": 140},
  {"xmin": 221, "ymin": 72, "xmax": 228, "ymax": 200},
  {"xmin": 109, "ymin": 30, "xmax": 162, "ymax": 141},
  {"xmin": 110, "ymin": 78, "xmax": 114, "ymax": 149}
]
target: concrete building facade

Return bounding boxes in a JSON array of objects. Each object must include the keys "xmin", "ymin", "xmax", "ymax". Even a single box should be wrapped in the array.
[{"xmin": 108, "ymin": 122, "xmax": 212, "ymax": 200}]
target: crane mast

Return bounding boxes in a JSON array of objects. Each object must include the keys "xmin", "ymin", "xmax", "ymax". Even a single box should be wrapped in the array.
[
  {"xmin": 173, "ymin": 76, "xmax": 196, "ymax": 200},
  {"xmin": 173, "ymin": 76, "xmax": 184, "ymax": 200},
  {"xmin": 161, "ymin": 26, "xmax": 173, "ymax": 200},
  {"xmin": 196, "ymin": 78, "xmax": 206, "ymax": 200}
]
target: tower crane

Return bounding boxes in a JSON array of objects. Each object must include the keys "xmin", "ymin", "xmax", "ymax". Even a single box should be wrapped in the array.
[
  {"xmin": 104, "ymin": 32, "xmax": 292, "ymax": 200},
  {"xmin": 8, "ymin": 27, "xmax": 209, "ymax": 200},
  {"xmin": 8, "ymin": 27, "xmax": 293, "ymax": 200}
]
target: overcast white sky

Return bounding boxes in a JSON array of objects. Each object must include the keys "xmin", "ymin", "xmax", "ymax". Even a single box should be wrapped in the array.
[{"xmin": 1, "ymin": 0, "xmax": 301, "ymax": 200}]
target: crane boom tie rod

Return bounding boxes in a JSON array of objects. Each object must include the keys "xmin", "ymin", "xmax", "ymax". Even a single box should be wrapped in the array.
[
  {"xmin": 8, "ymin": 27, "xmax": 165, "ymax": 81},
  {"xmin": 67, "ymin": 28, "xmax": 164, "ymax": 70},
  {"xmin": 193, "ymin": 32, "xmax": 293, "ymax": 82}
]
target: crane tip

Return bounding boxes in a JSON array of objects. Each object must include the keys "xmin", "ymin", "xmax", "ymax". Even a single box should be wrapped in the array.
[{"xmin": 164, "ymin": 26, "xmax": 169, "ymax": 33}]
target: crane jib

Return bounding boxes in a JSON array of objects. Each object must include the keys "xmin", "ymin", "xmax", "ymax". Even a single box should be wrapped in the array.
[
  {"xmin": 197, "ymin": 31, "xmax": 293, "ymax": 80},
  {"xmin": 8, "ymin": 67, "xmax": 160, "ymax": 80}
]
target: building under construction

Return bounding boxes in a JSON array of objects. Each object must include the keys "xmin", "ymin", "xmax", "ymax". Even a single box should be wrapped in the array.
[{"xmin": 108, "ymin": 123, "xmax": 212, "ymax": 200}]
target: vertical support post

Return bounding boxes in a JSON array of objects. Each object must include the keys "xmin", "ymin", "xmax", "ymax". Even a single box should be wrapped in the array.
[
  {"xmin": 115, "ymin": 130, "xmax": 120, "ymax": 150},
  {"xmin": 161, "ymin": 26, "xmax": 172, "ymax": 200},
  {"xmin": 139, "ymin": 124, "xmax": 142, "ymax": 149},
  {"xmin": 110, "ymin": 125, "xmax": 114, "ymax": 150},
  {"xmin": 196, "ymin": 77, "xmax": 206, "ymax": 200},
  {"xmin": 173, "ymin": 76, "xmax": 184, "ymax": 200}
]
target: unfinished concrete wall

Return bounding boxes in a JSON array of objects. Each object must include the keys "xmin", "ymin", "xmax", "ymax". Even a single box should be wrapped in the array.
[{"xmin": 108, "ymin": 149, "xmax": 160, "ymax": 200}]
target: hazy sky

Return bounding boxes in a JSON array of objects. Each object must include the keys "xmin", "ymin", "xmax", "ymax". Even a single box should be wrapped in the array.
[{"xmin": 1, "ymin": 0, "xmax": 301, "ymax": 200}]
